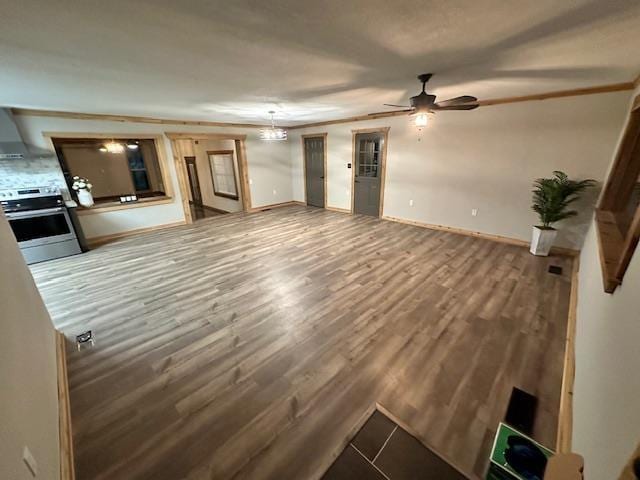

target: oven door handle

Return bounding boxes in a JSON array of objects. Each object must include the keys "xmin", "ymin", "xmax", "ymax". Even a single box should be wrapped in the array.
[{"xmin": 5, "ymin": 207, "xmax": 65, "ymax": 218}]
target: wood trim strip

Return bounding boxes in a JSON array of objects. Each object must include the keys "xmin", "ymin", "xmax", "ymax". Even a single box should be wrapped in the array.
[
  {"xmin": 248, "ymin": 201, "xmax": 304, "ymax": 213},
  {"xmin": 289, "ymin": 82, "xmax": 635, "ymax": 130},
  {"xmin": 475, "ymin": 82, "xmax": 633, "ymax": 107},
  {"xmin": 165, "ymin": 132, "xmax": 247, "ymax": 141},
  {"xmin": 556, "ymin": 257, "xmax": 579, "ymax": 453},
  {"xmin": 75, "ymin": 197, "xmax": 174, "ymax": 215},
  {"xmin": 325, "ymin": 206, "xmax": 351, "ymax": 214},
  {"xmin": 381, "ymin": 215, "xmax": 579, "ymax": 256},
  {"xmin": 13, "ymin": 82, "xmax": 634, "ymax": 133},
  {"xmin": 56, "ymin": 331, "xmax": 75, "ymax": 480},
  {"xmin": 86, "ymin": 221, "xmax": 186, "ymax": 247},
  {"xmin": 14, "ymin": 108, "xmax": 269, "ymax": 130}
]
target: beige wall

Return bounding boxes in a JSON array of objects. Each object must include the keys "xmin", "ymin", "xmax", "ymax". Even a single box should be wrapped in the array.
[
  {"xmin": 0, "ymin": 213, "xmax": 60, "ymax": 480},
  {"xmin": 193, "ymin": 139, "xmax": 242, "ymax": 212},
  {"xmin": 290, "ymin": 91, "xmax": 631, "ymax": 250},
  {"xmin": 572, "ymin": 87, "xmax": 640, "ymax": 479}
]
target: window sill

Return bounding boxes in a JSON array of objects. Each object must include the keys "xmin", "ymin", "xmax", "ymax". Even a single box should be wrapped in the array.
[
  {"xmin": 595, "ymin": 209, "xmax": 624, "ymax": 293},
  {"xmin": 75, "ymin": 196, "xmax": 174, "ymax": 215}
]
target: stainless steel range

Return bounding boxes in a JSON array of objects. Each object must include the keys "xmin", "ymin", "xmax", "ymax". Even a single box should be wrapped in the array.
[{"xmin": 1, "ymin": 187, "xmax": 82, "ymax": 264}]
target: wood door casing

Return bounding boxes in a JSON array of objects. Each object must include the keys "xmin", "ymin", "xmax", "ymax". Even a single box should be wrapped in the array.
[{"xmin": 185, "ymin": 156, "xmax": 202, "ymax": 206}]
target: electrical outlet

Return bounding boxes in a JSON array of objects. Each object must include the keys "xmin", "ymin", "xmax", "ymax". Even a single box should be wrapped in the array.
[
  {"xmin": 409, "ymin": 199, "xmax": 414, "ymax": 207},
  {"xmin": 249, "ymin": 179, "xmax": 253, "ymax": 185},
  {"xmin": 472, "ymin": 208, "xmax": 478, "ymax": 217},
  {"xmin": 22, "ymin": 446, "xmax": 38, "ymax": 477},
  {"xmin": 272, "ymin": 189, "xmax": 277, "ymax": 196}
]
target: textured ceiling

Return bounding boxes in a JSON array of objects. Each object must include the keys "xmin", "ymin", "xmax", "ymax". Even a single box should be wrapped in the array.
[{"xmin": 1, "ymin": 0, "xmax": 639, "ymax": 125}]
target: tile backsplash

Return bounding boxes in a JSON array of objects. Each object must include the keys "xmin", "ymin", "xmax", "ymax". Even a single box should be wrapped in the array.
[{"xmin": 0, "ymin": 157, "xmax": 67, "ymax": 191}]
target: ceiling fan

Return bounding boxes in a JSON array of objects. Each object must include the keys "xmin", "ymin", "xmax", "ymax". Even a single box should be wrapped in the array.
[{"xmin": 384, "ymin": 73, "xmax": 479, "ymax": 124}]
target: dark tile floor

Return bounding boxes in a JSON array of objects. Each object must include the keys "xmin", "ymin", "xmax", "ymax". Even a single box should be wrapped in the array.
[
  {"xmin": 322, "ymin": 410, "xmax": 468, "ymax": 480},
  {"xmin": 190, "ymin": 203, "xmax": 223, "ymax": 221}
]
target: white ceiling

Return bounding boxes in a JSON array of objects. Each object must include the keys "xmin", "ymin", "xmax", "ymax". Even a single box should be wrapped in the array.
[{"xmin": 1, "ymin": 0, "xmax": 639, "ymax": 125}]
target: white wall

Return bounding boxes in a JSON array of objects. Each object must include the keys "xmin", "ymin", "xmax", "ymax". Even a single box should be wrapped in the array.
[
  {"xmin": 12, "ymin": 115, "xmax": 293, "ymax": 238},
  {"xmin": 0, "ymin": 212, "xmax": 60, "ymax": 480},
  {"xmin": 572, "ymin": 87, "xmax": 640, "ymax": 479},
  {"xmin": 290, "ymin": 91, "xmax": 631, "ymax": 250}
]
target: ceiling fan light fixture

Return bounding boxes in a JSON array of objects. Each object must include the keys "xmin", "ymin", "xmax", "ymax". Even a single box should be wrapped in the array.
[
  {"xmin": 414, "ymin": 112, "xmax": 429, "ymax": 127},
  {"xmin": 260, "ymin": 111, "xmax": 287, "ymax": 141}
]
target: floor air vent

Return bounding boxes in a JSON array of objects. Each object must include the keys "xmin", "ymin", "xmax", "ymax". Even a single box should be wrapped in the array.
[
  {"xmin": 548, "ymin": 265, "xmax": 563, "ymax": 275},
  {"xmin": 76, "ymin": 330, "xmax": 95, "ymax": 351}
]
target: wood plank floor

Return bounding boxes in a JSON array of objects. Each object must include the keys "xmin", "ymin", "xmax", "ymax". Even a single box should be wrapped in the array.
[{"xmin": 30, "ymin": 206, "xmax": 572, "ymax": 480}]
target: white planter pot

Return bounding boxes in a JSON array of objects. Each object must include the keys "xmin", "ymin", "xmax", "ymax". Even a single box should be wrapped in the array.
[
  {"xmin": 77, "ymin": 189, "xmax": 94, "ymax": 208},
  {"xmin": 530, "ymin": 226, "xmax": 557, "ymax": 256}
]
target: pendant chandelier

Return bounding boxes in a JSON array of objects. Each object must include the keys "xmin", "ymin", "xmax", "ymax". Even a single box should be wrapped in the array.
[{"xmin": 260, "ymin": 111, "xmax": 287, "ymax": 141}]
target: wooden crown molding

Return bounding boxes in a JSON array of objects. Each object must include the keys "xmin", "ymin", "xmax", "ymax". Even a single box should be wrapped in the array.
[
  {"xmin": 11, "ymin": 79, "xmax": 637, "ymax": 132},
  {"xmin": 289, "ymin": 81, "xmax": 635, "ymax": 130},
  {"xmin": 11, "ymin": 108, "xmax": 270, "ymax": 130}
]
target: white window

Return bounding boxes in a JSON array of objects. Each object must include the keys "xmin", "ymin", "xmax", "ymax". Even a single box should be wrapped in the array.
[{"xmin": 208, "ymin": 150, "xmax": 238, "ymax": 199}]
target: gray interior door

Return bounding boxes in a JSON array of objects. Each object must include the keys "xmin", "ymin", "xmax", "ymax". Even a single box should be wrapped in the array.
[
  {"xmin": 304, "ymin": 137, "xmax": 325, "ymax": 208},
  {"xmin": 354, "ymin": 133, "xmax": 383, "ymax": 216},
  {"xmin": 185, "ymin": 156, "xmax": 202, "ymax": 206}
]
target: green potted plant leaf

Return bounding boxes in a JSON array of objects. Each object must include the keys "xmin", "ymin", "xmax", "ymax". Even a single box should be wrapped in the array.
[{"xmin": 530, "ymin": 171, "xmax": 595, "ymax": 256}]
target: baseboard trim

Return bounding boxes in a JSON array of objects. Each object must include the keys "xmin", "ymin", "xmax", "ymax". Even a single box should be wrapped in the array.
[
  {"xmin": 381, "ymin": 215, "xmax": 579, "ymax": 256},
  {"xmin": 56, "ymin": 331, "xmax": 75, "ymax": 480},
  {"xmin": 325, "ymin": 206, "xmax": 351, "ymax": 214},
  {"xmin": 556, "ymin": 257, "xmax": 579, "ymax": 453},
  {"xmin": 248, "ymin": 201, "xmax": 304, "ymax": 212},
  {"xmin": 87, "ymin": 221, "xmax": 186, "ymax": 247}
]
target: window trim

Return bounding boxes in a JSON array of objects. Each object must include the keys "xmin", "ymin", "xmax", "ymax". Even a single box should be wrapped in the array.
[
  {"xmin": 595, "ymin": 94, "xmax": 640, "ymax": 293},
  {"xmin": 207, "ymin": 149, "xmax": 239, "ymax": 200},
  {"xmin": 43, "ymin": 133, "xmax": 174, "ymax": 214}
]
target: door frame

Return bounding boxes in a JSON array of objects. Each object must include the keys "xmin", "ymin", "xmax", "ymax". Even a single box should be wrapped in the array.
[
  {"xmin": 350, "ymin": 127, "xmax": 390, "ymax": 217},
  {"xmin": 184, "ymin": 156, "xmax": 203, "ymax": 206},
  {"xmin": 301, "ymin": 133, "xmax": 328, "ymax": 208},
  {"xmin": 166, "ymin": 132, "xmax": 251, "ymax": 224}
]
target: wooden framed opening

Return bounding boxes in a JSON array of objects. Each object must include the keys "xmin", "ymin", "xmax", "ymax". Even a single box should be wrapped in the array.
[
  {"xmin": 166, "ymin": 133, "xmax": 251, "ymax": 224},
  {"xmin": 350, "ymin": 127, "xmax": 390, "ymax": 217},
  {"xmin": 301, "ymin": 133, "xmax": 327, "ymax": 208},
  {"xmin": 44, "ymin": 133, "xmax": 174, "ymax": 215},
  {"xmin": 596, "ymin": 94, "xmax": 640, "ymax": 293}
]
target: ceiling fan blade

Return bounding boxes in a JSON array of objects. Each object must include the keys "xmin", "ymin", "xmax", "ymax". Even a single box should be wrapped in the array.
[
  {"xmin": 383, "ymin": 103, "xmax": 411, "ymax": 108},
  {"xmin": 433, "ymin": 96, "xmax": 478, "ymax": 108},
  {"xmin": 431, "ymin": 104, "xmax": 480, "ymax": 111}
]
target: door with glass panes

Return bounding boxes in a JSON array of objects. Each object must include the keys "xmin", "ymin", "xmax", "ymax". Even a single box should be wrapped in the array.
[{"xmin": 354, "ymin": 132, "xmax": 384, "ymax": 216}]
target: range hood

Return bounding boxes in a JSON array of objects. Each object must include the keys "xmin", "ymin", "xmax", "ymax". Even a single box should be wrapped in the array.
[{"xmin": 0, "ymin": 108, "xmax": 54, "ymax": 160}]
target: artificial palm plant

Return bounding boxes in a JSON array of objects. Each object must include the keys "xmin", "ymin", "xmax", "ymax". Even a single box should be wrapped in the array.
[{"xmin": 531, "ymin": 171, "xmax": 595, "ymax": 229}]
